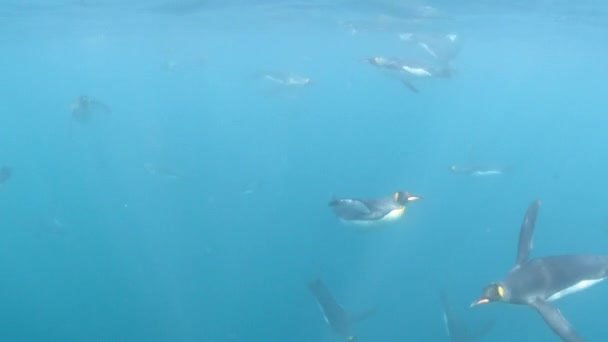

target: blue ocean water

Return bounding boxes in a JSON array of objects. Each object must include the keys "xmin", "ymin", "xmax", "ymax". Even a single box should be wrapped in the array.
[{"xmin": 1, "ymin": 1, "xmax": 608, "ymax": 341}]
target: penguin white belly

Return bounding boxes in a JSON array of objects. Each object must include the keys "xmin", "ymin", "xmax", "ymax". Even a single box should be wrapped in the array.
[
  {"xmin": 401, "ymin": 65, "xmax": 432, "ymax": 77},
  {"xmin": 472, "ymin": 170, "xmax": 503, "ymax": 176},
  {"xmin": 381, "ymin": 207, "xmax": 406, "ymax": 221},
  {"xmin": 340, "ymin": 207, "xmax": 405, "ymax": 228},
  {"xmin": 547, "ymin": 278, "xmax": 605, "ymax": 302},
  {"xmin": 340, "ymin": 219, "xmax": 376, "ymax": 227}
]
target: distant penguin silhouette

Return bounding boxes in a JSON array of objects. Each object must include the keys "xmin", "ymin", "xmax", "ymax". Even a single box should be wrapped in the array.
[
  {"xmin": 70, "ymin": 95, "xmax": 111, "ymax": 123},
  {"xmin": 448, "ymin": 164, "xmax": 507, "ymax": 177},
  {"xmin": 69, "ymin": 95, "xmax": 111, "ymax": 135}
]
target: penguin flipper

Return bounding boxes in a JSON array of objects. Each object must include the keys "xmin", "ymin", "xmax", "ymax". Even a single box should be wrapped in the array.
[
  {"xmin": 308, "ymin": 278, "xmax": 349, "ymax": 322},
  {"xmin": 439, "ymin": 289, "xmax": 453, "ymax": 315},
  {"xmin": 530, "ymin": 298, "xmax": 584, "ymax": 342},
  {"xmin": 401, "ymin": 79, "xmax": 420, "ymax": 93},
  {"xmin": 514, "ymin": 200, "xmax": 541, "ymax": 268}
]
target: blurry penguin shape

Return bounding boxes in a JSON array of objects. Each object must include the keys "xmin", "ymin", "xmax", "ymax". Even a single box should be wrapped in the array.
[
  {"xmin": 255, "ymin": 71, "xmax": 313, "ymax": 100},
  {"xmin": 309, "ymin": 278, "xmax": 376, "ymax": 341},
  {"xmin": 364, "ymin": 57, "xmax": 418, "ymax": 92},
  {"xmin": 257, "ymin": 71, "xmax": 313, "ymax": 87},
  {"xmin": 440, "ymin": 290, "xmax": 493, "ymax": 342},
  {"xmin": 70, "ymin": 95, "xmax": 111, "ymax": 123},
  {"xmin": 364, "ymin": 56, "xmax": 452, "ymax": 93},
  {"xmin": 329, "ymin": 191, "xmax": 422, "ymax": 228},
  {"xmin": 0, "ymin": 166, "xmax": 12, "ymax": 184},
  {"xmin": 471, "ymin": 200, "xmax": 608, "ymax": 342},
  {"xmin": 69, "ymin": 95, "xmax": 111, "ymax": 137},
  {"xmin": 448, "ymin": 164, "xmax": 507, "ymax": 177}
]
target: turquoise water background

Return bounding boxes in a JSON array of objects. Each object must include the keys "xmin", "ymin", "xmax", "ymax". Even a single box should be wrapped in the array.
[{"xmin": 1, "ymin": 1, "xmax": 608, "ymax": 341}]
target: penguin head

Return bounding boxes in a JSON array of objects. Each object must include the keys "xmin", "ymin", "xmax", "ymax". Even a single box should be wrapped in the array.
[
  {"xmin": 471, "ymin": 283, "xmax": 505, "ymax": 307},
  {"xmin": 364, "ymin": 56, "xmax": 386, "ymax": 66},
  {"xmin": 393, "ymin": 191, "xmax": 422, "ymax": 205},
  {"xmin": 363, "ymin": 57, "xmax": 377, "ymax": 65}
]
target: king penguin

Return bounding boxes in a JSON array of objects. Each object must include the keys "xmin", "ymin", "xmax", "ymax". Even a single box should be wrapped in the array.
[
  {"xmin": 329, "ymin": 191, "xmax": 422, "ymax": 227},
  {"xmin": 471, "ymin": 200, "xmax": 608, "ymax": 342}
]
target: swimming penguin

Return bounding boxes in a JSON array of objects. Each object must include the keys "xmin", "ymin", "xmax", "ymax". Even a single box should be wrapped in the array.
[
  {"xmin": 70, "ymin": 95, "xmax": 111, "ymax": 123},
  {"xmin": 308, "ymin": 278, "xmax": 375, "ymax": 341},
  {"xmin": 329, "ymin": 191, "xmax": 421, "ymax": 227},
  {"xmin": 364, "ymin": 56, "xmax": 452, "ymax": 93},
  {"xmin": 448, "ymin": 164, "xmax": 506, "ymax": 177},
  {"xmin": 440, "ymin": 290, "xmax": 494, "ymax": 342},
  {"xmin": 364, "ymin": 57, "xmax": 420, "ymax": 91},
  {"xmin": 364, "ymin": 57, "xmax": 404, "ymax": 71},
  {"xmin": 0, "ymin": 166, "xmax": 12, "ymax": 184},
  {"xmin": 471, "ymin": 200, "xmax": 608, "ymax": 342},
  {"xmin": 68, "ymin": 95, "xmax": 112, "ymax": 138},
  {"xmin": 256, "ymin": 72, "xmax": 312, "ymax": 87}
]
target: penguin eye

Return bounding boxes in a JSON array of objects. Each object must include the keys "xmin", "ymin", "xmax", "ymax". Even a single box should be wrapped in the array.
[{"xmin": 393, "ymin": 192, "xmax": 400, "ymax": 202}]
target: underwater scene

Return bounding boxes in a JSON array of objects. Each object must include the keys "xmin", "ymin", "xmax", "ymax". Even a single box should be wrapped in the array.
[{"xmin": 1, "ymin": 0, "xmax": 608, "ymax": 341}]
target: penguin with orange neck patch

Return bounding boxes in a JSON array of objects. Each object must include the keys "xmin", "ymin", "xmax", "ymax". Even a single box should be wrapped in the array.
[
  {"xmin": 329, "ymin": 191, "xmax": 422, "ymax": 227},
  {"xmin": 471, "ymin": 200, "xmax": 608, "ymax": 342}
]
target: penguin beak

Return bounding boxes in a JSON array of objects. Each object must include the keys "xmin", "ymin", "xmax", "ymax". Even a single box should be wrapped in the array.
[
  {"xmin": 470, "ymin": 298, "xmax": 489, "ymax": 307},
  {"xmin": 407, "ymin": 195, "xmax": 422, "ymax": 201}
]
